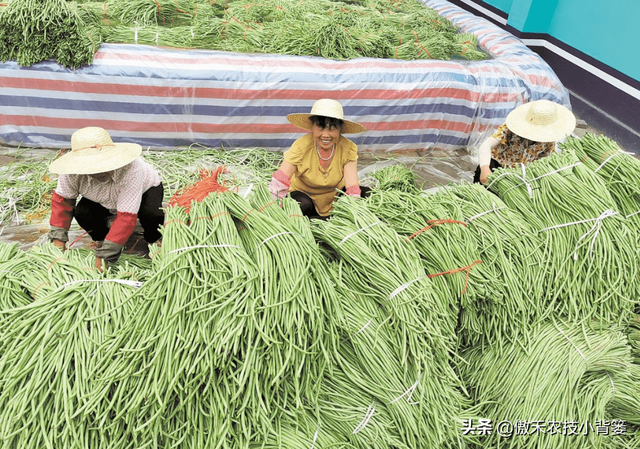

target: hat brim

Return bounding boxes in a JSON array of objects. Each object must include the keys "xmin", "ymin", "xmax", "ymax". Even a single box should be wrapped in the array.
[
  {"xmin": 506, "ymin": 102, "xmax": 576, "ymax": 142},
  {"xmin": 287, "ymin": 113, "xmax": 366, "ymax": 134},
  {"xmin": 49, "ymin": 143, "xmax": 142, "ymax": 175}
]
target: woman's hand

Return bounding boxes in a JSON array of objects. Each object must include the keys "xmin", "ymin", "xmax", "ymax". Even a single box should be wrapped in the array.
[
  {"xmin": 343, "ymin": 161, "xmax": 360, "ymax": 196},
  {"xmin": 95, "ymin": 257, "xmax": 108, "ymax": 272},
  {"xmin": 269, "ymin": 161, "xmax": 296, "ymax": 201},
  {"xmin": 479, "ymin": 165, "xmax": 492, "ymax": 185},
  {"xmin": 52, "ymin": 239, "xmax": 66, "ymax": 251}
]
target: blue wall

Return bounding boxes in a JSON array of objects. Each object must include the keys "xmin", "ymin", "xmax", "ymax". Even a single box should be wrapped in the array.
[
  {"xmin": 548, "ymin": 0, "xmax": 638, "ymax": 81},
  {"xmin": 477, "ymin": 0, "xmax": 638, "ymax": 81}
]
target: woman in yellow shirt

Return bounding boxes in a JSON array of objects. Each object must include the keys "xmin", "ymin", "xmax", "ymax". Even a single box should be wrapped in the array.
[{"xmin": 269, "ymin": 99, "xmax": 369, "ymax": 218}]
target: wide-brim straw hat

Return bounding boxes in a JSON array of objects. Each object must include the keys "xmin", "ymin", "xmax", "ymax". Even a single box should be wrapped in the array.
[
  {"xmin": 287, "ymin": 99, "xmax": 366, "ymax": 134},
  {"xmin": 49, "ymin": 127, "xmax": 142, "ymax": 175},
  {"xmin": 505, "ymin": 99, "xmax": 576, "ymax": 142}
]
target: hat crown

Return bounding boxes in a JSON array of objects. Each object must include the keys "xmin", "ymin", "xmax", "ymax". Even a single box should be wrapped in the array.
[
  {"xmin": 309, "ymin": 99, "xmax": 345, "ymax": 121},
  {"xmin": 71, "ymin": 127, "xmax": 115, "ymax": 152},
  {"xmin": 525, "ymin": 100, "xmax": 558, "ymax": 126}
]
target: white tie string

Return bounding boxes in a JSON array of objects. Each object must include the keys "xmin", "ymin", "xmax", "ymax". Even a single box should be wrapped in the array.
[{"xmin": 541, "ymin": 209, "xmax": 618, "ymax": 260}]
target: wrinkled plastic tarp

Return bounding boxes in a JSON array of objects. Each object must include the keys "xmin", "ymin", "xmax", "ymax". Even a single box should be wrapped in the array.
[{"xmin": 0, "ymin": 0, "xmax": 570, "ymax": 153}]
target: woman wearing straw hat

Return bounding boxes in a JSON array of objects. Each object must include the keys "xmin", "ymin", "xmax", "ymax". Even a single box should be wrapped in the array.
[
  {"xmin": 475, "ymin": 99, "xmax": 576, "ymax": 184},
  {"xmin": 269, "ymin": 99, "xmax": 370, "ymax": 218},
  {"xmin": 48, "ymin": 127, "xmax": 164, "ymax": 271}
]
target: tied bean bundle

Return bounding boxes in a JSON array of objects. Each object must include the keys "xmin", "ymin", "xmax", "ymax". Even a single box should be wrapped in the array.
[
  {"xmin": 368, "ymin": 164, "xmax": 421, "ymax": 194},
  {"xmin": 0, "ymin": 243, "xmax": 145, "ymax": 448},
  {"xmin": 0, "ymin": 0, "xmax": 100, "ymax": 68},
  {"xmin": 364, "ymin": 189, "xmax": 492, "ymax": 347},
  {"xmin": 460, "ymin": 320, "xmax": 633, "ymax": 449},
  {"xmin": 103, "ymin": 24, "xmax": 194, "ymax": 47},
  {"xmin": 88, "ymin": 0, "xmax": 486, "ymax": 61},
  {"xmin": 486, "ymin": 149, "xmax": 639, "ymax": 324},
  {"xmin": 220, "ymin": 190, "xmax": 342, "ymax": 427},
  {"xmin": 446, "ymin": 183, "xmax": 548, "ymax": 348},
  {"xmin": 312, "ymin": 197, "xmax": 466, "ymax": 448},
  {"xmin": 84, "ymin": 196, "xmax": 261, "ymax": 447},
  {"xmin": 107, "ymin": 0, "xmax": 199, "ymax": 27},
  {"xmin": 606, "ymin": 315, "xmax": 640, "ymax": 427},
  {"xmin": 561, "ymin": 134, "xmax": 640, "ymax": 231},
  {"xmin": 0, "ymin": 242, "xmax": 30, "ymax": 309},
  {"xmin": 314, "ymin": 365, "xmax": 410, "ymax": 448},
  {"xmin": 248, "ymin": 184, "xmax": 315, "ymax": 245},
  {"xmin": 326, "ymin": 261, "xmax": 465, "ymax": 448}
]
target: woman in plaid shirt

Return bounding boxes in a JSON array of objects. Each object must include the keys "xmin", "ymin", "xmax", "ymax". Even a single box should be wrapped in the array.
[{"xmin": 48, "ymin": 127, "xmax": 164, "ymax": 271}]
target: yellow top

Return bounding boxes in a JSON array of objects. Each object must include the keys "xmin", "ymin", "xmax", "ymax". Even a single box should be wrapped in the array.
[{"xmin": 284, "ymin": 134, "xmax": 358, "ymax": 216}]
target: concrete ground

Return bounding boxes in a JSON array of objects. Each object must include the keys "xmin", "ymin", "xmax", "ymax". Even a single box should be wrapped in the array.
[{"xmin": 0, "ymin": 113, "xmax": 619, "ymax": 257}]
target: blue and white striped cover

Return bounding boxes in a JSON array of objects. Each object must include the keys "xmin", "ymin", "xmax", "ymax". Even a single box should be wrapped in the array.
[{"xmin": 0, "ymin": 0, "xmax": 570, "ymax": 152}]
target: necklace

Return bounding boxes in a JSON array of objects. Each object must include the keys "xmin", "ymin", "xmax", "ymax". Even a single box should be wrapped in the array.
[{"xmin": 316, "ymin": 143, "xmax": 335, "ymax": 161}]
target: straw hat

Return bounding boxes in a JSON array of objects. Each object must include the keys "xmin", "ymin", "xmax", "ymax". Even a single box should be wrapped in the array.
[
  {"xmin": 505, "ymin": 100, "xmax": 576, "ymax": 142},
  {"xmin": 287, "ymin": 99, "xmax": 366, "ymax": 134},
  {"xmin": 49, "ymin": 127, "xmax": 142, "ymax": 175}
]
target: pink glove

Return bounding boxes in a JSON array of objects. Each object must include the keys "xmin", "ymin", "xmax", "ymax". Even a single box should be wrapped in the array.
[
  {"xmin": 345, "ymin": 185, "xmax": 361, "ymax": 198},
  {"xmin": 269, "ymin": 169, "xmax": 291, "ymax": 200}
]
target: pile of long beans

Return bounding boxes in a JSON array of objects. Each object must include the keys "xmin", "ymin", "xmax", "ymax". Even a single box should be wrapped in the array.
[
  {"xmin": 368, "ymin": 164, "xmax": 421, "ymax": 193},
  {"xmin": 0, "ymin": 242, "xmax": 30, "ymax": 309},
  {"xmin": 81, "ymin": 195, "xmax": 265, "ymax": 447},
  {"xmin": 76, "ymin": 0, "xmax": 488, "ymax": 61},
  {"xmin": 445, "ymin": 183, "xmax": 549, "ymax": 348},
  {"xmin": 248, "ymin": 184, "xmax": 316, "ymax": 245},
  {"xmin": 0, "ymin": 243, "xmax": 146, "ymax": 448},
  {"xmin": 486, "ymin": 149, "xmax": 639, "ymax": 324},
  {"xmin": 460, "ymin": 320, "xmax": 634, "ymax": 449},
  {"xmin": 364, "ymin": 189, "xmax": 491, "ymax": 347},
  {"xmin": 312, "ymin": 196, "xmax": 467, "ymax": 448},
  {"xmin": 219, "ymin": 190, "xmax": 343, "ymax": 430},
  {"xmin": 561, "ymin": 134, "xmax": 640, "ymax": 231},
  {"xmin": 0, "ymin": 0, "xmax": 100, "ymax": 68}
]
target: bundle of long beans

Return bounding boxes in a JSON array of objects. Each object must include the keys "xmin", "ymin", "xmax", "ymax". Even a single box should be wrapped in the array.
[
  {"xmin": 0, "ymin": 0, "xmax": 100, "ymax": 68},
  {"xmin": 445, "ymin": 183, "xmax": 548, "ymax": 348},
  {"xmin": 219, "ymin": 190, "xmax": 343, "ymax": 428},
  {"xmin": 368, "ymin": 163, "xmax": 421, "ymax": 193},
  {"xmin": 561, "ymin": 134, "xmax": 640, "ymax": 231},
  {"xmin": 72, "ymin": 0, "xmax": 487, "ymax": 61},
  {"xmin": 103, "ymin": 23, "xmax": 194, "ymax": 47},
  {"xmin": 248, "ymin": 184, "xmax": 315, "ymax": 245},
  {"xmin": 0, "ymin": 243, "xmax": 146, "ymax": 448},
  {"xmin": 365, "ymin": 189, "xmax": 527, "ymax": 349},
  {"xmin": 607, "ymin": 315, "xmax": 640, "ymax": 428},
  {"xmin": 0, "ymin": 242, "xmax": 30, "ymax": 309},
  {"xmin": 485, "ymin": 149, "xmax": 639, "ymax": 325},
  {"xmin": 460, "ymin": 320, "xmax": 633, "ymax": 449},
  {"xmin": 453, "ymin": 32, "xmax": 487, "ymax": 60},
  {"xmin": 107, "ymin": 0, "xmax": 199, "ymax": 27},
  {"xmin": 81, "ymin": 196, "xmax": 265, "ymax": 447},
  {"xmin": 312, "ymin": 196, "xmax": 466, "ymax": 448},
  {"xmin": 314, "ymin": 363, "xmax": 411, "ymax": 448},
  {"xmin": 327, "ymin": 260, "xmax": 468, "ymax": 448}
]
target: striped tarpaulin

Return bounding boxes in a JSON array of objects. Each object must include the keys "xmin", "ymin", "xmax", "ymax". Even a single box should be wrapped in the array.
[{"xmin": 0, "ymin": 0, "xmax": 570, "ymax": 152}]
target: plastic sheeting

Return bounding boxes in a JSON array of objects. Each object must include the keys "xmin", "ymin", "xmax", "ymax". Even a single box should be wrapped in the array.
[{"xmin": 0, "ymin": 0, "xmax": 570, "ymax": 152}]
